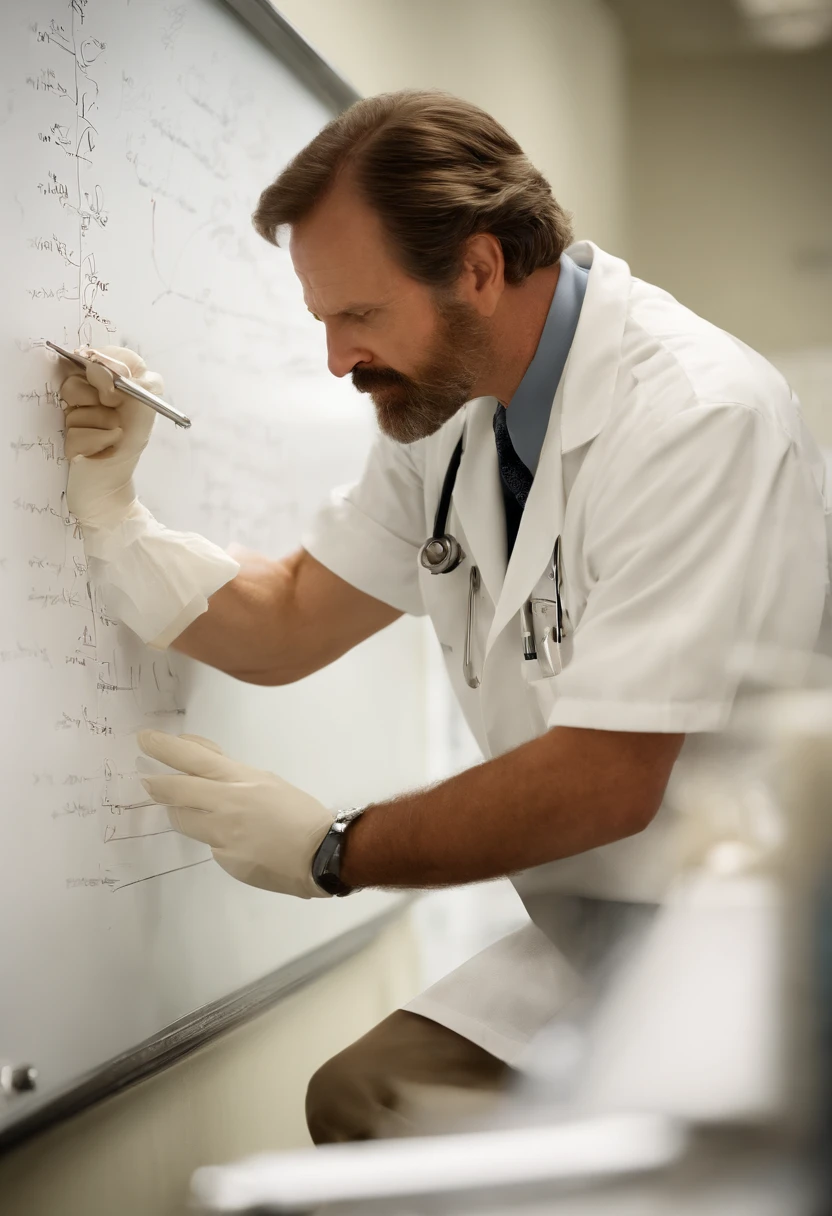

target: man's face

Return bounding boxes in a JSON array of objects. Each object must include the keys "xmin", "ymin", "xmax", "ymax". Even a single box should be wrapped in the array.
[{"xmin": 290, "ymin": 182, "xmax": 491, "ymax": 443}]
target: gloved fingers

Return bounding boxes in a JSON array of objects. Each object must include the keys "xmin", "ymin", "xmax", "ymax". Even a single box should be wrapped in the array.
[
  {"xmin": 179, "ymin": 734, "xmax": 226, "ymax": 754},
  {"xmin": 83, "ymin": 344, "xmax": 148, "ymax": 379},
  {"xmin": 60, "ymin": 374, "xmax": 103, "ymax": 408},
  {"xmin": 83, "ymin": 357, "xmax": 125, "ymax": 407},
  {"xmin": 82, "ymin": 348, "xmax": 163, "ymax": 409},
  {"xmin": 141, "ymin": 772, "xmax": 239, "ymax": 814},
  {"xmin": 64, "ymin": 402, "xmax": 123, "ymax": 428},
  {"xmin": 64, "ymin": 425, "xmax": 124, "ymax": 461},
  {"xmin": 138, "ymin": 729, "xmax": 241, "ymax": 781},
  {"xmin": 116, "ymin": 394, "xmax": 156, "ymax": 449},
  {"xmin": 166, "ymin": 805, "xmax": 225, "ymax": 848},
  {"xmin": 138, "ymin": 368, "xmax": 165, "ymax": 398}
]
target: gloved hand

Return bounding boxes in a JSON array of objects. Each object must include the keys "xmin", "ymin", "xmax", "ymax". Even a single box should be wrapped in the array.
[
  {"xmin": 56, "ymin": 346, "xmax": 239, "ymax": 647},
  {"xmin": 138, "ymin": 731, "xmax": 334, "ymax": 898},
  {"xmin": 61, "ymin": 346, "xmax": 160, "ymax": 534}
]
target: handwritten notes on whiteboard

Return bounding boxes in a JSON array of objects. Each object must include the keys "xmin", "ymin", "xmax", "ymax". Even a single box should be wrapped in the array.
[
  {"xmin": 1, "ymin": 0, "xmax": 362, "ymax": 887},
  {"xmin": 0, "ymin": 0, "xmax": 421, "ymax": 1122}
]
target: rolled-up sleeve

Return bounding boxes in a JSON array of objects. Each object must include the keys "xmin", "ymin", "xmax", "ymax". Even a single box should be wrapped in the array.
[
  {"xmin": 302, "ymin": 432, "xmax": 428, "ymax": 616},
  {"xmin": 549, "ymin": 403, "xmax": 829, "ymax": 734}
]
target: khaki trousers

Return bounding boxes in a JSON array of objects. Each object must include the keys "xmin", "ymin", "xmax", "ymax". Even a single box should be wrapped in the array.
[{"xmin": 306, "ymin": 1010, "xmax": 516, "ymax": 1144}]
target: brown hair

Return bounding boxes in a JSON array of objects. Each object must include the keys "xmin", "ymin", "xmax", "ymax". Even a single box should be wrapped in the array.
[{"xmin": 252, "ymin": 90, "xmax": 573, "ymax": 288}]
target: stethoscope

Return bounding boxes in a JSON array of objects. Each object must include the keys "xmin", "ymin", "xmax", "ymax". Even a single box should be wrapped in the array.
[{"xmin": 418, "ymin": 436, "xmax": 565, "ymax": 690}]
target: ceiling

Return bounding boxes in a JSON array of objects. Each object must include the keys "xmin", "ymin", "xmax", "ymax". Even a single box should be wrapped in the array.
[{"xmin": 601, "ymin": 0, "xmax": 832, "ymax": 55}]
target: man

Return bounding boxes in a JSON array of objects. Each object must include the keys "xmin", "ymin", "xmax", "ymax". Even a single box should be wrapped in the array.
[{"xmin": 60, "ymin": 90, "xmax": 830, "ymax": 1143}]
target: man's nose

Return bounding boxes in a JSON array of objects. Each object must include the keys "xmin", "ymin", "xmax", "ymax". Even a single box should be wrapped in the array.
[{"xmin": 326, "ymin": 328, "xmax": 371, "ymax": 379}]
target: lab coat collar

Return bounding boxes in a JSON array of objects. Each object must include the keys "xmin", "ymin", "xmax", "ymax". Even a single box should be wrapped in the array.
[
  {"xmin": 451, "ymin": 397, "xmax": 507, "ymax": 609},
  {"xmin": 485, "ymin": 378, "xmax": 566, "ymax": 659},
  {"xmin": 559, "ymin": 242, "xmax": 632, "ymax": 454},
  {"xmin": 482, "ymin": 242, "xmax": 632, "ymax": 666},
  {"xmin": 506, "ymin": 251, "xmax": 588, "ymax": 473}
]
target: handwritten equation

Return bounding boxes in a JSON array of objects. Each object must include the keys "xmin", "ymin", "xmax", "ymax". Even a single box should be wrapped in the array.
[
  {"xmin": 0, "ymin": 0, "xmax": 431, "ymax": 1123},
  {"xmin": 0, "ymin": 0, "xmax": 370, "ymax": 898}
]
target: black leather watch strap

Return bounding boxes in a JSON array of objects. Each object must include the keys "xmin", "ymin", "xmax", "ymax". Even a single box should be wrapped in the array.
[{"xmin": 311, "ymin": 808, "xmax": 365, "ymax": 897}]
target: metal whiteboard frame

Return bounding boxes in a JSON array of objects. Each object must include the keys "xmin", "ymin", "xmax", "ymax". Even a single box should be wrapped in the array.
[
  {"xmin": 222, "ymin": 0, "xmax": 361, "ymax": 111},
  {"xmin": 0, "ymin": 899, "xmax": 410, "ymax": 1155},
  {"xmin": 0, "ymin": 0, "xmax": 377, "ymax": 1155}
]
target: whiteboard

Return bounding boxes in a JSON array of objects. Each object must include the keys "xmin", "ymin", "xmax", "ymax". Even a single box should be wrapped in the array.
[{"xmin": 0, "ymin": 0, "xmax": 426, "ymax": 1138}]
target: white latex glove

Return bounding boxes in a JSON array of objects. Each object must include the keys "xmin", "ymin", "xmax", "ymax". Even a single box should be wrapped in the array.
[
  {"xmin": 61, "ymin": 345, "xmax": 158, "ymax": 534},
  {"xmin": 57, "ymin": 346, "xmax": 239, "ymax": 647},
  {"xmin": 138, "ymin": 731, "xmax": 334, "ymax": 899}
]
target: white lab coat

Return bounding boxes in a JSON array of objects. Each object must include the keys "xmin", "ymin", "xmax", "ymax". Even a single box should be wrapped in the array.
[{"xmin": 304, "ymin": 242, "xmax": 831, "ymax": 1064}]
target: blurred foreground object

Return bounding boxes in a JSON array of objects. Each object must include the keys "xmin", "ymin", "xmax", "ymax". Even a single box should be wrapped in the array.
[
  {"xmin": 191, "ymin": 1113, "xmax": 686, "ymax": 1214},
  {"xmin": 191, "ymin": 656, "xmax": 832, "ymax": 1214},
  {"xmin": 566, "ymin": 655, "xmax": 832, "ymax": 1134}
]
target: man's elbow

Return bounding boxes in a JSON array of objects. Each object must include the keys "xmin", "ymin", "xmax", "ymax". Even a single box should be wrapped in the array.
[
  {"xmin": 227, "ymin": 664, "xmax": 305, "ymax": 687},
  {"xmin": 615, "ymin": 777, "xmax": 672, "ymax": 841},
  {"xmin": 608, "ymin": 731, "xmax": 684, "ymax": 841},
  {"xmin": 621, "ymin": 794, "xmax": 662, "ymax": 839}
]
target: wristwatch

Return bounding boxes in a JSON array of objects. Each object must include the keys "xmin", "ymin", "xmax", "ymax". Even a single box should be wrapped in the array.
[{"xmin": 311, "ymin": 807, "xmax": 366, "ymax": 897}]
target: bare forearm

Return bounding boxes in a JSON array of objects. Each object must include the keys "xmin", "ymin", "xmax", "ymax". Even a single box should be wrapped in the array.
[
  {"xmin": 172, "ymin": 550, "xmax": 303, "ymax": 683},
  {"xmin": 341, "ymin": 727, "xmax": 684, "ymax": 889},
  {"xmin": 172, "ymin": 547, "xmax": 401, "ymax": 685}
]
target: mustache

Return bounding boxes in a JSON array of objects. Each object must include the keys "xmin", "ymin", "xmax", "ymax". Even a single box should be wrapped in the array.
[{"xmin": 351, "ymin": 366, "xmax": 413, "ymax": 394}]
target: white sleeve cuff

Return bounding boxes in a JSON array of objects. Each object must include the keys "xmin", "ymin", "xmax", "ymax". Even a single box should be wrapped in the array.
[
  {"xmin": 83, "ymin": 506, "xmax": 240, "ymax": 647},
  {"xmin": 548, "ymin": 697, "xmax": 732, "ymax": 734}
]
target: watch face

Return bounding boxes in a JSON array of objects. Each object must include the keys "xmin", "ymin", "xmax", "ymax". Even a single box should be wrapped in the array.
[{"xmin": 313, "ymin": 834, "xmax": 353, "ymax": 897}]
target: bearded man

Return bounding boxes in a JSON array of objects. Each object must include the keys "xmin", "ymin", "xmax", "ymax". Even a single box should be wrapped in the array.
[{"xmin": 60, "ymin": 90, "xmax": 830, "ymax": 1143}]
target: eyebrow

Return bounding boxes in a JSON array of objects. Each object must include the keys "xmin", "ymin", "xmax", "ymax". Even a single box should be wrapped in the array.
[{"xmin": 308, "ymin": 302, "xmax": 382, "ymax": 319}]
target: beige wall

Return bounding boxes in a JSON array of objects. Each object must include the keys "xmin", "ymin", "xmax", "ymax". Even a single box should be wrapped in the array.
[
  {"xmin": 278, "ymin": 0, "xmax": 628, "ymax": 253},
  {"xmin": 0, "ymin": 916, "xmax": 422, "ymax": 1216},
  {"xmin": 627, "ymin": 49, "xmax": 832, "ymax": 356}
]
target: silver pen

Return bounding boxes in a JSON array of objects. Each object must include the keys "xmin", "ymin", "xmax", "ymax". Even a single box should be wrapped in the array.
[{"xmin": 46, "ymin": 340, "xmax": 191, "ymax": 429}]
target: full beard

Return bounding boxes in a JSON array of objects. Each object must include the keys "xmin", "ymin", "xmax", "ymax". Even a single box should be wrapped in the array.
[{"xmin": 352, "ymin": 298, "xmax": 491, "ymax": 444}]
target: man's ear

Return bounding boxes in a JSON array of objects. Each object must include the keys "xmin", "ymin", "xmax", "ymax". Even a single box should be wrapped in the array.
[{"xmin": 460, "ymin": 233, "xmax": 505, "ymax": 317}]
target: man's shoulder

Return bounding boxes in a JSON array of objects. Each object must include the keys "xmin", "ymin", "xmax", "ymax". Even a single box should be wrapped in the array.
[{"xmin": 616, "ymin": 275, "xmax": 801, "ymax": 442}]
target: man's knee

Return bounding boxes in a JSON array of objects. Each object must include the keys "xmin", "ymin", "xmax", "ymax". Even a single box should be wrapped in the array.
[
  {"xmin": 305, "ymin": 1011, "xmax": 513, "ymax": 1145},
  {"xmin": 306, "ymin": 1041, "xmax": 392, "ymax": 1145}
]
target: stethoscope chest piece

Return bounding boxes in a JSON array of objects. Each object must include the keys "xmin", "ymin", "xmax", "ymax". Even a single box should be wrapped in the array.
[
  {"xmin": 419, "ymin": 534, "xmax": 464, "ymax": 575},
  {"xmin": 419, "ymin": 435, "xmax": 466, "ymax": 576}
]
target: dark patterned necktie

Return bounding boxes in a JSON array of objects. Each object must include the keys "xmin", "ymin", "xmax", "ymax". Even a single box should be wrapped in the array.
[{"xmin": 493, "ymin": 404, "xmax": 534, "ymax": 560}]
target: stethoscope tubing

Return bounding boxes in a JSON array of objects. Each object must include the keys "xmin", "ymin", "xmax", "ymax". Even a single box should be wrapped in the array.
[
  {"xmin": 418, "ymin": 436, "xmax": 466, "ymax": 576},
  {"xmin": 418, "ymin": 432, "xmax": 564, "ymax": 690}
]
